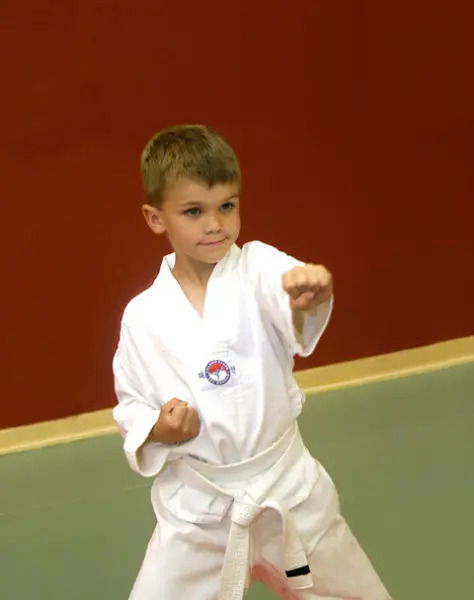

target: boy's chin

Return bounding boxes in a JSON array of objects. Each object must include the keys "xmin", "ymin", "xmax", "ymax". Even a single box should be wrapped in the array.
[
  {"xmin": 197, "ymin": 243, "xmax": 232, "ymax": 263},
  {"xmin": 198, "ymin": 250, "xmax": 229, "ymax": 264}
]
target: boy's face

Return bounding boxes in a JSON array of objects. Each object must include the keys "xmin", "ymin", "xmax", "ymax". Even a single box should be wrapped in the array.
[{"xmin": 143, "ymin": 178, "xmax": 241, "ymax": 265}]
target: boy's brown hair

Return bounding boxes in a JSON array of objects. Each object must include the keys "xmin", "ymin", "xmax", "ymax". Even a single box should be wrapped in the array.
[{"xmin": 141, "ymin": 125, "xmax": 241, "ymax": 207}]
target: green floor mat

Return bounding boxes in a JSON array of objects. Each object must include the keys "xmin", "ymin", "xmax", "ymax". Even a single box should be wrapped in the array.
[{"xmin": 1, "ymin": 363, "xmax": 473, "ymax": 599}]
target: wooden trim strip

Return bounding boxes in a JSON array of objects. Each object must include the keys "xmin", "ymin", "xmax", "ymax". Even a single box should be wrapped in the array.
[{"xmin": 1, "ymin": 336, "xmax": 472, "ymax": 456}]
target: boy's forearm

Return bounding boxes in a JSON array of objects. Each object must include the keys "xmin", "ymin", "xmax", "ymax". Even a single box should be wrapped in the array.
[
  {"xmin": 292, "ymin": 303, "xmax": 324, "ymax": 336},
  {"xmin": 292, "ymin": 309, "xmax": 305, "ymax": 341},
  {"xmin": 292, "ymin": 297, "xmax": 333, "ymax": 352}
]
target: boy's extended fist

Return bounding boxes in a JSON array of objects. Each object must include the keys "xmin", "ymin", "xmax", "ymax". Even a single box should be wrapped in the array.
[
  {"xmin": 150, "ymin": 398, "xmax": 200, "ymax": 444},
  {"xmin": 282, "ymin": 264, "xmax": 333, "ymax": 312}
]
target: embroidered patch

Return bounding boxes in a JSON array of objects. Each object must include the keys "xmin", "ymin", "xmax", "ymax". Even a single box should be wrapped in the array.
[{"xmin": 204, "ymin": 360, "xmax": 232, "ymax": 386}]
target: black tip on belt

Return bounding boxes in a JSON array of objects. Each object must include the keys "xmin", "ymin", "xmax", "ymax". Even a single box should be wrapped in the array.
[{"xmin": 285, "ymin": 565, "xmax": 311, "ymax": 578}]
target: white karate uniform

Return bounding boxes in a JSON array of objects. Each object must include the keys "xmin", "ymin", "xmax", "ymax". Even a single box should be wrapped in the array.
[{"xmin": 113, "ymin": 241, "xmax": 391, "ymax": 600}]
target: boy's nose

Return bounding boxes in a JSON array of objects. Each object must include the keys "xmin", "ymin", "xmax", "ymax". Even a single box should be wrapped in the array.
[{"xmin": 204, "ymin": 213, "xmax": 223, "ymax": 232}]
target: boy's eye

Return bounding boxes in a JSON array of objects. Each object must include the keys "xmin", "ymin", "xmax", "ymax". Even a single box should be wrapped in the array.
[
  {"xmin": 184, "ymin": 207, "xmax": 201, "ymax": 217},
  {"xmin": 220, "ymin": 202, "xmax": 235, "ymax": 213}
]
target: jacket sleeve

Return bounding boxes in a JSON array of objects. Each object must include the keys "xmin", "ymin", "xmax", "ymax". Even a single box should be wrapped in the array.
[
  {"xmin": 246, "ymin": 241, "xmax": 333, "ymax": 358},
  {"xmin": 112, "ymin": 341, "xmax": 170, "ymax": 477}
]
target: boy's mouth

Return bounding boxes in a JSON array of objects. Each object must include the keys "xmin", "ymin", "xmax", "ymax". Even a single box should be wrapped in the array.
[{"xmin": 200, "ymin": 239, "xmax": 226, "ymax": 247}]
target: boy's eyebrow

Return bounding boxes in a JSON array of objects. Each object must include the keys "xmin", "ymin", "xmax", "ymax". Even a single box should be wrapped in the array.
[
  {"xmin": 219, "ymin": 193, "xmax": 239, "ymax": 203},
  {"xmin": 179, "ymin": 193, "xmax": 239, "ymax": 207},
  {"xmin": 179, "ymin": 200, "xmax": 201, "ymax": 207}
]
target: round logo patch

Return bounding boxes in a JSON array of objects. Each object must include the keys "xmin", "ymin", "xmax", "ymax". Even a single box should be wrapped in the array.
[{"xmin": 205, "ymin": 360, "xmax": 231, "ymax": 386}]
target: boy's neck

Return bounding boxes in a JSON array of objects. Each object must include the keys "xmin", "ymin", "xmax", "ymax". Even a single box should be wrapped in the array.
[{"xmin": 172, "ymin": 253, "xmax": 216, "ymax": 288}]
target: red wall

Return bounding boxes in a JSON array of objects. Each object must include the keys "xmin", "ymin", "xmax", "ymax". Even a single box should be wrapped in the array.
[{"xmin": 3, "ymin": 1, "xmax": 473, "ymax": 428}]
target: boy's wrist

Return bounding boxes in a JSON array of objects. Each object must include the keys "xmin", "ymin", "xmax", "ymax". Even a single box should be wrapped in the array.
[{"xmin": 148, "ymin": 420, "xmax": 163, "ymax": 443}]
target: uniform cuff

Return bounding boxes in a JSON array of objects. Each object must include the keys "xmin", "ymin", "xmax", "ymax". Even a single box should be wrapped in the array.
[
  {"xmin": 122, "ymin": 409, "xmax": 169, "ymax": 476},
  {"xmin": 294, "ymin": 296, "xmax": 333, "ymax": 357}
]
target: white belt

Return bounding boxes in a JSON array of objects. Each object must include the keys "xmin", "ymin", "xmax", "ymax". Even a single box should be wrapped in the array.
[{"xmin": 174, "ymin": 424, "xmax": 314, "ymax": 600}]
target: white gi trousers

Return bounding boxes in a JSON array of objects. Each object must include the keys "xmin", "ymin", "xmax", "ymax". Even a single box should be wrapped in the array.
[{"xmin": 129, "ymin": 426, "xmax": 391, "ymax": 600}]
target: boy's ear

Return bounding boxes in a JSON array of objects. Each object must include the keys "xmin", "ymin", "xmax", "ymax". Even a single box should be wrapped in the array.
[{"xmin": 142, "ymin": 204, "xmax": 166, "ymax": 235}]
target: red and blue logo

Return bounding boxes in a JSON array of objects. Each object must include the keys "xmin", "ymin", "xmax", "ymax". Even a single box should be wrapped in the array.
[{"xmin": 204, "ymin": 360, "xmax": 231, "ymax": 385}]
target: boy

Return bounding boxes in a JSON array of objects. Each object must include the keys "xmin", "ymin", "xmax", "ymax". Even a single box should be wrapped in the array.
[{"xmin": 113, "ymin": 125, "xmax": 391, "ymax": 599}]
